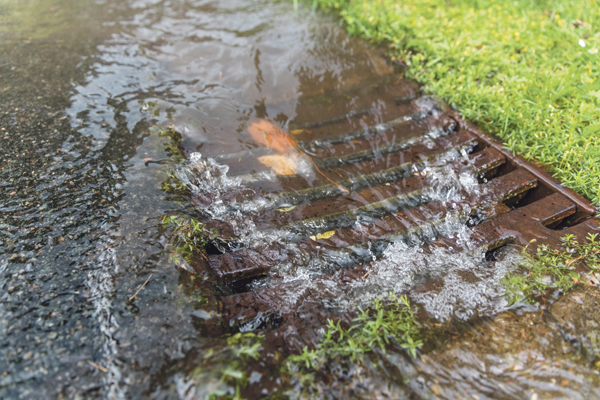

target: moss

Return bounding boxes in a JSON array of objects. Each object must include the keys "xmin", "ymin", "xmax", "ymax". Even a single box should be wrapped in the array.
[{"xmin": 157, "ymin": 126, "xmax": 186, "ymax": 164}]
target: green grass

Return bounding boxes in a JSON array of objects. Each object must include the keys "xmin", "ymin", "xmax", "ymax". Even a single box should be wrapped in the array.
[
  {"xmin": 503, "ymin": 233, "xmax": 600, "ymax": 304},
  {"xmin": 162, "ymin": 215, "xmax": 217, "ymax": 264},
  {"xmin": 160, "ymin": 167, "xmax": 190, "ymax": 195},
  {"xmin": 190, "ymin": 332, "xmax": 264, "ymax": 400},
  {"xmin": 157, "ymin": 126, "xmax": 186, "ymax": 164},
  {"xmin": 309, "ymin": 0, "xmax": 600, "ymax": 205},
  {"xmin": 285, "ymin": 293, "xmax": 422, "ymax": 375}
]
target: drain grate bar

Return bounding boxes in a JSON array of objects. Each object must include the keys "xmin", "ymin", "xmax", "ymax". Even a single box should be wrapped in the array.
[
  {"xmin": 204, "ymin": 147, "xmax": 506, "ymax": 242},
  {"xmin": 218, "ymin": 192, "xmax": 599, "ymax": 334},
  {"xmin": 298, "ymin": 97, "xmax": 444, "ymax": 149},
  {"xmin": 221, "ymin": 114, "xmax": 461, "ymax": 188},
  {"xmin": 197, "ymin": 131, "xmax": 479, "ymax": 218},
  {"xmin": 434, "ymin": 192, "xmax": 600, "ymax": 255},
  {"xmin": 208, "ymin": 169, "xmax": 538, "ymax": 282}
]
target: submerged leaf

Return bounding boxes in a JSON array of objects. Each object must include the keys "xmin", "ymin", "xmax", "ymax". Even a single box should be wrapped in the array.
[
  {"xmin": 277, "ymin": 205, "xmax": 297, "ymax": 212},
  {"xmin": 248, "ymin": 120, "xmax": 297, "ymax": 153},
  {"xmin": 258, "ymin": 154, "xmax": 297, "ymax": 175},
  {"xmin": 310, "ymin": 230, "xmax": 336, "ymax": 241}
]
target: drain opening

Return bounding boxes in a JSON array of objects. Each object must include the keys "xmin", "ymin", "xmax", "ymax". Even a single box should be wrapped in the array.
[{"xmin": 178, "ymin": 77, "xmax": 598, "ymax": 346}]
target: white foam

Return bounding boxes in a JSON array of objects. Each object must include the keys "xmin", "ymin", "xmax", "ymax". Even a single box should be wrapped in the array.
[
  {"xmin": 248, "ymin": 158, "xmax": 522, "ymax": 321},
  {"xmin": 177, "ymin": 152, "xmax": 241, "ymax": 195}
]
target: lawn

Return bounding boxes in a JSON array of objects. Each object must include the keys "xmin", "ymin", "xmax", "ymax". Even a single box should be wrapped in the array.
[{"xmin": 310, "ymin": 0, "xmax": 600, "ymax": 205}]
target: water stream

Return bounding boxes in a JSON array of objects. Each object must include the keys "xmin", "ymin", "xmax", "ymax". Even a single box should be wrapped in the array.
[{"xmin": 1, "ymin": 0, "xmax": 599, "ymax": 399}]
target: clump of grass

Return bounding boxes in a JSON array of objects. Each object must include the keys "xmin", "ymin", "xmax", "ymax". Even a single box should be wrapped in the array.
[
  {"xmin": 153, "ymin": 126, "xmax": 189, "ymax": 195},
  {"xmin": 162, "ymin": 215, "xmax": 217, "ymax": 263},
  {"xmin": 286, "ymin": 293, "xmax": 422, "ymax": 374},
  {"xmin": 158, "ymin": 126, "xmax": 185, "ymax": 164},
  {"xmin": 160, "ymin": 167, "xmax": 190, "ymax": 195},
  {"xmin": 503, "ymin": 233, "xmax": 600, "ymax": 305},
  {"xmin": 190, "ymin": 332, "xmax": 264, "ymax": 400},
  {"xmin": 309, "ymin": 0, "xmax": 600, "ymax": 205}
]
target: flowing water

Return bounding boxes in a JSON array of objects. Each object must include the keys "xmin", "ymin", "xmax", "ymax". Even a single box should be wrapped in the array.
[{"xmin": 1, "ymin": 0, "xmax": 599, "ymax": 399}]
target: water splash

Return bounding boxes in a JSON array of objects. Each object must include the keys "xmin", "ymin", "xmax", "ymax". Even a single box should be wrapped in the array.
[
  {"xmin": 176, "ymin": 153, "xmax": 241, "ymax": 195},
  {"xmin": 241, "ymin": 158, "xmax": 522, "ymax": 321}
]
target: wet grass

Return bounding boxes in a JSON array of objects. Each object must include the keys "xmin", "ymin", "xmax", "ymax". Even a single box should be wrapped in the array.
[
  {"xmin": 162, "ymin": 215, "xmax": 216, "ymax": 264},
  {"xmin": 190, "ymin": 332, "xmax": 264, "ymax": 400},
  {"xmin": 309, "ymin": 0, "xmax": 600, "ymax": 205},
  {"xmin": 503, "ymin": 233, "xmax": 600, "ymax": 305},
  {"xmin": 157, "ymin": 126, "xmax": 186, "ymax": 164},
  {"xmin": 285, "ymin": 294, "xmax": 422, "ymax": 376},
  {"xmin": 160, "ymin": 168, "xmax": 190, "ymax": 196}
]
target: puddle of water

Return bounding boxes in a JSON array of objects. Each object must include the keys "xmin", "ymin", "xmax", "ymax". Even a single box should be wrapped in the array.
[{"xmin": 1, "ymin": 0, "xmax": 599, "ymax": 399}]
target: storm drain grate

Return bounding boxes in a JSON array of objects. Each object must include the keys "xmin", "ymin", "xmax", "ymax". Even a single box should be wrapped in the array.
[{"xmin": 184, "ymin": 77, "xmax": 599, "ymax": 348}]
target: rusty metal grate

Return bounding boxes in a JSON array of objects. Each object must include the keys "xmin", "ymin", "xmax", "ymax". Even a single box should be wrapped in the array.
[{"xmin": 187, "ymin": 77, "xmax": 599, "ymax": 349}]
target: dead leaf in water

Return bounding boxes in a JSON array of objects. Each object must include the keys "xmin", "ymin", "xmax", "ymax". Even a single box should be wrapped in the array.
[
  {"xmin": 277, "ymin": 205, "xmax": 297, "ymax": 212},
  {"xmin": 310, "ymin": 230, "xmax": 336, "ymax": 241},
  {"xmin": 258, "ymin": 155, "xmax": 297, "ymax": 176},
  {"xmin": 290, "ymin": 129, "xmax": 305, "ymax": 135},
  {"xmin": 248, "ymin": 120, "xmax": 297, "ymax": 153}
]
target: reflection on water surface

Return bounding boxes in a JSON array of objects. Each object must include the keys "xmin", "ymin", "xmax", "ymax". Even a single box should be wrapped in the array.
[{"xmin": 1, "ymin": 0, "xmax": 599, "ymax": 399}]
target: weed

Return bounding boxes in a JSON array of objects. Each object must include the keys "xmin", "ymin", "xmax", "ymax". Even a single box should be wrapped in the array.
[
  {"xmin": 158, "ymin": 127, "xmax": 186, "ymax": 164},
  {"xmin": 190, "ymin": 332, "xmax": 264, "ymax": 400},
  {"xmin": 503, "ymin": 233, "xmax": 600, "ymax": 305},
  {"xmin": 286, "ymin": 293, "xmax": 422, "ymax": 373},
  {"xmin": 153, "ymin": 126, "xmax": 189, "ymax": 195},
  {"xmin": 160, "ymin": 167, "xmax": 190, "ymax": 195},
  {"xmin": 308, "ymin": 0, "xmax": 600, "ymax": 205},
  {"xmin": 162, "ymin": 215, "xmax": 217, "ymax": 263}
]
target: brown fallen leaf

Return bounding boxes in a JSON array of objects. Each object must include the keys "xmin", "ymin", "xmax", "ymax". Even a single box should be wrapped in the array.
[
  {"xmin": 248, "ymin": 120, "xmax": 296, "ymax": 153},
  {"xmin": 258, "ymin": 155, "xmax": 297, "ymax": 175}
]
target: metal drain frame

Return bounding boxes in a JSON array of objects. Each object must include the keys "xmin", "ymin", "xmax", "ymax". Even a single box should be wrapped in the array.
[
  {"xmin": 448, "ymin": 107, "xmax": 597, "ymax": 226},
  {"xmin": 189, "ymin": 90, "xmax": 599, "ymax": 347}
]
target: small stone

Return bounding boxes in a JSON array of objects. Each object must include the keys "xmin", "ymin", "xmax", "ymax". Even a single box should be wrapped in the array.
[
  {"xmin": 48, "ymin": 332, "xmax": 58, "ymax": 340},
  {"xmin": 22, "ymin": 351, "xmax": 33, "ymax": 360}
]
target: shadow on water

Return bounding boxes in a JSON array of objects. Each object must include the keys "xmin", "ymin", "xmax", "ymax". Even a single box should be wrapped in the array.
[{"xmin": 1, "ymin": 0, "xmax": 599, "ymax": 399}]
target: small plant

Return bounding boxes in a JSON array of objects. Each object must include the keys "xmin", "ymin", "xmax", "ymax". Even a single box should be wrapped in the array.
[
  {"xmin": 154, "ymin": 126, "xmax": 189, "ymax": 195},
  {"xmin": 213, "ymin": 333, "xmax": 263, "ymax": 399},
  {"xmin": 503, "ymin": 233, "xmax": 600, "ymax": 305},
  {"xmin": 286, "ymin": 293, "xmax": 422, "ymax": 373},
  {"xmin": 160, "ymin": 167, "xmax": 190, "ymax": 195},
  {"xmin": 158, "ymin": 127, "xmax": 185, "ymax": 164},
  {"xmin": 162, "ymin": 215, "xmax": 217, "ymax": 263},
  {"xmin": 189, "ymin": 332, "xmax": 264, "ymax": 400}
]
